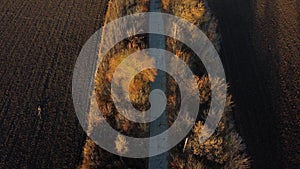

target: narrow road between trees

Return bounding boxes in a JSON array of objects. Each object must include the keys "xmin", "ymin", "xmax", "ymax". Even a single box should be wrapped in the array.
[{"xmin": 148, "ymin": 0, "xmax": 168, "ymax": 168}]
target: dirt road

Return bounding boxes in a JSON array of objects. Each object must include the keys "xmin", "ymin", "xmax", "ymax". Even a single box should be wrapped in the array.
[
  {"xmin": 207, "ymin": 0, "xmax": 300, "ymax": 168},
  {"xmin": 0, "ymin": 1, "xmax": 108, "ymax": 168}
]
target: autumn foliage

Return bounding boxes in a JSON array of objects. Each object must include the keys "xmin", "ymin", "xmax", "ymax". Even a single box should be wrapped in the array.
[{"xmin": 80, "ymin": 0, "xmax": 250, "ymax": 168}]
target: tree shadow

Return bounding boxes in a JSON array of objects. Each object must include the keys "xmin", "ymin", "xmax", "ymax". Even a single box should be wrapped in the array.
[{"xmin": 206, "ymin": 0, "xmax": 284, "ymax": 168}]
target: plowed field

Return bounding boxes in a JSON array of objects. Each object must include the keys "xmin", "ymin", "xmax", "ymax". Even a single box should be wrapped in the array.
[{"xmin": 0, "ymin": 1, "xmax": 108, "ymax": 168}]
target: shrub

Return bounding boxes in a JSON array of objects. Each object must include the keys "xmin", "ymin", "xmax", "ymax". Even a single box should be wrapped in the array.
[
  {"xmin": 80, "ymin": 0, "xmax": 152, "ymax": 168},
  {"xmin": 162, "ymin": 0, "xmax": 250, "ymax": 168},
  {"xmin": 81, "ymin": 0, "xmax": 250, "ymax": 168}
]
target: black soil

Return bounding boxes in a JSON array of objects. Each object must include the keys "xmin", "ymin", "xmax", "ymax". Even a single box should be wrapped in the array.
[
  {"xmin": 207, "ymin": 0, "xmax": 300, "ymax": 168},
  {"xmin": 0, "ymin": 0, "xmax": 108, "ymax": 168}
]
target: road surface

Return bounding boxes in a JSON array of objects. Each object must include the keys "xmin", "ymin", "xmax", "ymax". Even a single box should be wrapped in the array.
[{"xmin": 148, "ymin": 0, "xmax": 168, "ymax": 169}]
